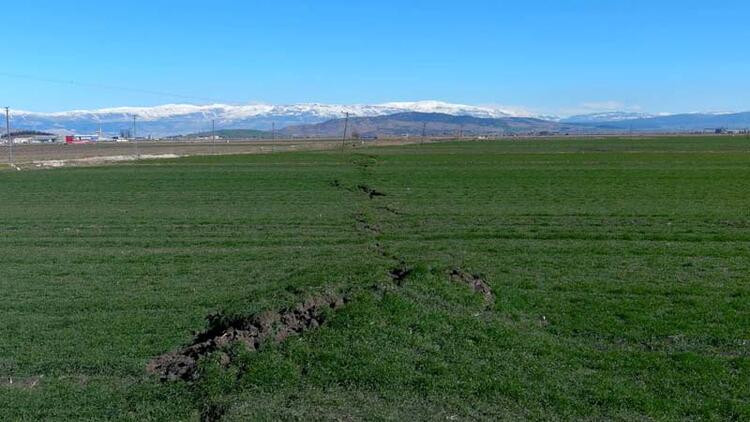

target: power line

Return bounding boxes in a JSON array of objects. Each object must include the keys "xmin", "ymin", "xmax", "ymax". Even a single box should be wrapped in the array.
[
  {"xmin": 5, "ymin": 107, "xmax": 11, "ymax": 165},
  {"xmin": 132, "ymin": 115, "xmax": 139, "ymax": 159}
]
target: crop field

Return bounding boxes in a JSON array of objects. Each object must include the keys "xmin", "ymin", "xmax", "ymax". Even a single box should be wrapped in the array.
[{"xmin": 1, "ymin": 136, "xmax": 749, "ymax": 420}]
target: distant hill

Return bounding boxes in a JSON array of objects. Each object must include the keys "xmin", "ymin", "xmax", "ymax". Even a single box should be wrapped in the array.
[
  {"xmin": 586, "ymin": 112, "xmax": 750, "ymax": 131},
  {"xmin": 277, "ymin": 112, "xmax": 589, "ymax": 138},
  {"xmin": 171, "ymin": 129, "xmax": 270, "ymax": 139},
  {"xmin": 564, "ymin": 111, "xmax": 750, "ymax": 131}
]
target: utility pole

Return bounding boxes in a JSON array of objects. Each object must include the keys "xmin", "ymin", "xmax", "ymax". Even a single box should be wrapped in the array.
[
  {"xmin": 272, "ymin": 122, "xmax": 275, "ymax": 141},
  {"xmin": 341, "ymin": 112, "xmax": 349, "ymax": 152},
  {"xmin": 421, "ymin": 122, "xmax": 427, "ymax": 144},
  {"xmin": 132, "ymin": 115, "xmax": 139, "ymax": 159},
  {"xmin": 211, "ymin": 119, "xmax": 216, "ymax": 155},
  {"xmin": 5, "ymin": 107, "xmax": 11, "ymax": 165}
]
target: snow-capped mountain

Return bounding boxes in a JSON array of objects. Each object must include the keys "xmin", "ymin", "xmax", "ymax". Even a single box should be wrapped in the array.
[
  {"xmin": 9, "ymin": 101, "xmax": 525, "ymax": 136},
  {"xmin": 10, "ymin": 101, "xmax": 748, "ymax": 136},
  {"xmin": 561, "ymin": 111, "xmax": 662, "ymax": 123}
]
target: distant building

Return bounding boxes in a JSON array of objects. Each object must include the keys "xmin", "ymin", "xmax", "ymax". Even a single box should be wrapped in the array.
[
  {"xmin": 65, "ymin": 134, "xmax": 99, "ymax": 144},
  {"xmin": 3, "ymin": 131, "xmax": 59, "ymax": 144},
  {"xmin": 14, "ymin": 135, "xmax": 58, "ymax": 144}
]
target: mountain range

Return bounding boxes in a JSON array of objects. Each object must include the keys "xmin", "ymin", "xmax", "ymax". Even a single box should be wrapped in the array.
[
  {"xmin": 561, "ymin": 112, "xmax": 661, "ymax": 123},
  {"xmin": 279, "ymin": 112, "xmax": 586, "ymax": 138},
  {"xmin": 6, "ymin": 101, "xmax": 750, "ymax": 136},
  {"xmin": 563, "ymin": 112, "xmax": 750, "ymax": 131},
  {"xmin": 8, "ymin": 101, "xmax": 519, "ymax": 136}
]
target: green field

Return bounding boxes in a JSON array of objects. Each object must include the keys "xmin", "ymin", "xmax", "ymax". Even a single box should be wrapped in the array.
[{"xmin": 1, "ymin": 137, "xmax": 749, "ymax": 420}]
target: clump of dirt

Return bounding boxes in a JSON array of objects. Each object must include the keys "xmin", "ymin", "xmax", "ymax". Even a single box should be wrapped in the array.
[
  {"xmin": 389, "ymin": 266, "xmax": 413, "ymax": 284},
  {"xmin": 449, "ymin": 269, "xmax": 494, "ymax": 303},
  {"xmin": 357, "ymin": 184, "xmax": 386, "ymax": 199},
  {"xmin": 148, "ymin": 294, "xmax": 347, "ymax": 382}
]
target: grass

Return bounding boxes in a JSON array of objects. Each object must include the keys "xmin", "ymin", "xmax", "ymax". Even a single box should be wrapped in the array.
[{"xmin": 1, "ymin": 136, "xmax": 748, "ymax": 420}]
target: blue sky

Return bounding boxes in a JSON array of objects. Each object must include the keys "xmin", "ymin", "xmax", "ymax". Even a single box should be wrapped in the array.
[{"xmin": 2, "ymin": 0, "xmax": 749, "ymax": 115}]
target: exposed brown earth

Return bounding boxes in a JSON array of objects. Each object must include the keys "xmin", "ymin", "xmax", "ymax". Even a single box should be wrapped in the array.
[
  {"xmin": 449, "ymin": 269, "xmax": 494, "ymax": 303},
  {"xmin": 2, "ymin": 137, "xmax": 442, "ymax": 167},
  {"xmin": 148, "ymin": 294, "xmax": 348, "ymax": 382}
]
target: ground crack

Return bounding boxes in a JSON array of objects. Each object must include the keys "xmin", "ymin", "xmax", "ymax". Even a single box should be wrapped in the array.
[
  {"xmin": 449, "ymin": 268, "xmax": 494, "ymax": 304},
  {"xmin": 377, "ymin": 205, "xmax": 401, "ymax": 215},
  {"xmin": 147, "ymin": 294, "xmax": 348, "ymax": 382},
  {"xmin": 355, "ymin": 213, "xmax": 382, "ymax": 235},
  {"xmin": 357, "ymin": 184, "xmax": 386, "ymax": 199}
]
